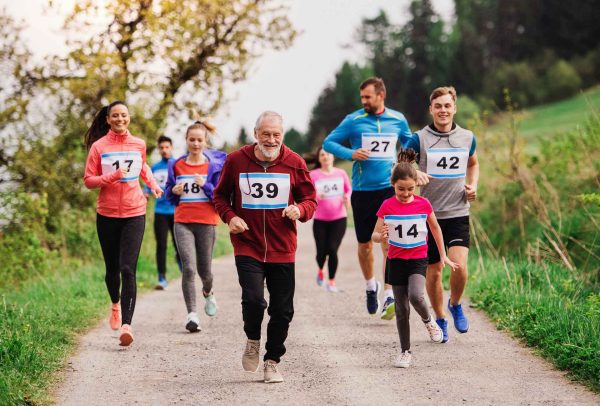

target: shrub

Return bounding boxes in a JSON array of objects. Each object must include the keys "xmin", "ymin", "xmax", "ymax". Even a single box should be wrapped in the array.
[{"xmin": 543, "ymin": 59, "xmax": 583, "ymax": 102}]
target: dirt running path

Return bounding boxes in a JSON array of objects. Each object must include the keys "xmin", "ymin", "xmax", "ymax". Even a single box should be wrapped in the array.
[{"xmin": 55, "ymin": 222, "xmax": 598, "ymax": 405}]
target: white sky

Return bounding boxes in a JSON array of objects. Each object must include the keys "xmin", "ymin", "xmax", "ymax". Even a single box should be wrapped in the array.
[{"xmin": 3, "ymin": 0, "xmax": 454, "ymax": 152}]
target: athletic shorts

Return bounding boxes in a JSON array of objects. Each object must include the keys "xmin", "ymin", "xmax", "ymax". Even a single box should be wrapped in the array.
[
  {"xmin": 427, "ymin": 215, "xmax": 470, "ymax": 264},
  {"xmin": 351, "ymin": 187, "xmax": 394, "ymax": 243},
  {"xmin": 385, "ymin": 257, "xmax": 428, "ymax": 286}
]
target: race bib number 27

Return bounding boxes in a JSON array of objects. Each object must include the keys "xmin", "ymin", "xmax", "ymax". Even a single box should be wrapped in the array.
[
  {"xmin": 361, "ymin": 133, "xmax": 398, "ymax": 160},
  {"xmin": 239, "ymin": 173, "xmax": 290, "ymax": 209}
]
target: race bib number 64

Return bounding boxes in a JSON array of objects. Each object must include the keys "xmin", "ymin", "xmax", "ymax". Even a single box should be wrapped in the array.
[{"xmin": 239, "ymin": 173, "xmax": 290, "ymax": 209}]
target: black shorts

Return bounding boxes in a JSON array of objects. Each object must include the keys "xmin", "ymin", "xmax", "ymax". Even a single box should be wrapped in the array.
[
  {"xmin": 385, "ymin": 257, "xmax": 428, "ymax": 286},
  {"xmin": 427, "ymin": 215, "xmax": 470, "ymax": 264},
  {"xmin": 351, "ymin": 188, "xmax": 395, "ymax": 243}
]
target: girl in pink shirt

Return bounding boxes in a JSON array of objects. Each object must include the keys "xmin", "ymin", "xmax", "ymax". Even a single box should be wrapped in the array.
[
  {"xmin": 83, "ymin": 101, "xmax": 162, "ymax": 347},
  {"xmin": 309, "ymin": 147, "xmax": 351, "ymax": 292},
  {"xmin": 372, "ymin": 149, "xmax": 456, "ymax": 368}
]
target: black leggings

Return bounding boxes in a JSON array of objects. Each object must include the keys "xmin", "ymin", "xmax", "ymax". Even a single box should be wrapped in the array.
[
  {"xmin": 154, "ymin": 213, "xmax": 181, "ymax": 277},
  {"xmin": 312, "ymin": 218, "xmax": 347, "ymax": 280},
  {"xmin": 96, "ymin": 213, "xmax": 145, "ymax": 326}
]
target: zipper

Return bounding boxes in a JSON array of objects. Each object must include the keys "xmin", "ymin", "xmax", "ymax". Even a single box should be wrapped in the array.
[{"xmin": 262, "ymin": 166, "xmax": 268, "ymax": 262}]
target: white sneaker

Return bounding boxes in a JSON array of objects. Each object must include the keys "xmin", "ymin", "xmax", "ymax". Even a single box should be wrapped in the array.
[
  {"xmin": 185, "ymin": 312, "xmax": 201, "ymax": 332},
  {"xmin": 242, "ymin": 339, "xmax": 261, "ymax": 372},
  {"xmin": 204, "ymin": 292, "xmax": 218, "ymax": 317},
  {"xmin": 424, "ymin": 319, "xmax": 444, "ymax": 343},
  {"xmin": 394, "ymin": 350, "xmax": 412, "ymax": 368},
  {"xmin": 263, "ymin": 359, "xmax": 284, "ymax": 383}
]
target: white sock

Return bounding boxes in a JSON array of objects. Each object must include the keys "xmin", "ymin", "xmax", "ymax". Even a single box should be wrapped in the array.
[
  {"xmin": 384, "ymin": 289, "xmax": 394, "ymax": 300},
  {"xmin": 365, "ymin": 278, "xmax": 377, "ymax": 291}
]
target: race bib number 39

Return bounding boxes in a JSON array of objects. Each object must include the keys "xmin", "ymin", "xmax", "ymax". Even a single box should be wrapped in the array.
[
  {"xmin": 384, "ymin": 214, "xmax": 428, "ymax": 248},
  {"xmin": 426, "ymin": 148, "xmax": 469, "ymax": 179},
  {"xmin": 239, "ymin": 173, "xmax": 290, "ymax": 209},
  {"xmin": 315, "ymin": 177, "xmax": 344, "ymax": 199},
  {"xmin": 361, "ymin": 133, "xmax": 397, "ymax": 160},
  {"xmin": 177, "ymin": 175, "xmax": 208, "ymax": 202},
  {"xmin": 101, "ymin": 151, "xmax": 143, "ymax": 182}
]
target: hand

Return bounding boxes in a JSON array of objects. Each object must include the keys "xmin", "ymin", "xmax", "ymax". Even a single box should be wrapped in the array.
[
  {"xmin": 380, "ymin": 224, "xmax": 389, "ymax": 240},
  {"xmin": 194, "ymin": 174, "xmax": 206, "ymax": 187},
  {"xmin": 152, "ymin": 187, "xmax": 163, "ymax": 199},
  {"xmin": 172, "ymin": 183, "xmax": 184, "ymax": 196},
  {"xmin": 282, "ymin": 205, "xmax": 300, "ymax": 221},
  {"xmin": 351, "ymin": 148, "xmax": 370, "ymax": 161},
  {"xmin": 228, "ymin": 216, "xmax": 249, "ymax": 234},
  {"xmin": 344, "ymin": 195, "xmax": 351, "ymax": 210},
  {"xmin": 416, "ymin": 170, "xmax": 432, "ymax": 186},
  {"xmin": 443, "ymin": 256, "xmax": 459, "ymax": 272},
  {"xmin": 319, "ymin": 193, "xmax": 326, "ymax": 199},
  {"xmin": 118, "ymin": 167, "xmax": 129, "ymax": 178},
  {"xmin": 465, "ymin": 184, "xmax": 477, "ymax": 201}
]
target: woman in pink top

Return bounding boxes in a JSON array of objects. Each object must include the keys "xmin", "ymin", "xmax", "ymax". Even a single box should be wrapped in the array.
[
  {"xmin": 309, "ymin": 147, "xmax": 351, "ymax": 292},
  {"xmin": 83, "ymin": 100, "xmax": 162, "ymax": 347}
]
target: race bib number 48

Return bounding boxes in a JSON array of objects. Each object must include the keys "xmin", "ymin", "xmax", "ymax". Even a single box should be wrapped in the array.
[
  {"xmin": 101, "ymin": 151, "xmax": 143, "ymax": 182},
  {"xmin": 315, "ymin": 177, "xmax": 344, "ymax": 199},
  {"xmin": 239, "ymin": 173, "xmax": 290, "ymax": 209},
  {"xmin": 177, "ymin": 175, "xmax": 208, "ymax": 202},
  {"xmin": 426, "ymin": 148, "xmax": 469, "ymax": 179},
  {"xmin": 384, "ymin": 214, "xmax": 428, "ymax": 248},
  {"xmin": 361, "ymin": 133, "xmax": 397, "ymax": 160}
]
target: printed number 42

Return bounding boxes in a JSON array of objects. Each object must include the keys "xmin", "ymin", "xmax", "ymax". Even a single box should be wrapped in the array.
[
  {"xmin": 436, "ymin": 156, "xmax": 459, "ymax": 170},
  {"xmin": 371, "ymin": 141, "xmax": 390, "ymax": 152}
]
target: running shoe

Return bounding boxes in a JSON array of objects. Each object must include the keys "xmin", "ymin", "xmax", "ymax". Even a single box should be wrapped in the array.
[
  {"xmin": 448, "ymin": 300, "xmax": 470, "ymax": 333},
  {"xmin": 380, "ymin": 296, "xmax": 396, "ymax": 320},
  {"xmin": 109, "ymin": 303, "xmax": 121, "ymax": 331},
  {"xmin": 155, "ymin": 275, "xmax": 168, "ymax": 290},
  {"xmin": 366, "ymin": 281, "xmax": 381, "ymax": 315},
  {"xmin": 316, "ymin": 269, "xmax": 324, "ymax": 286},
  {"xmin": 394, "ymin": 350, "xmax": 412, "ymax": 368},
  {"xmin": 326, "ymin": 281, "xmax": 339, "ymax": 293},
  {"xmin": 119, "ymin": 324, "xmax": 134, "ymax": 346},
  {"xmin": 263, "ymin": 359, "xmax": 284, "ymax": 383},
  {"xmin": 435, "ymin": 318, "xmax": 449, "ymax": 343},
  {"xmin": 204, "ymin": 292, "xmax": 218, "ymax": 317},
  {"xmin": 424, "ymin": 319, "xmax": 444, "ymax": 343},
  {"xmin": 242, "ymin": 339, "xmax": 261, "ymax": 372},
  {"xmin": 185, "ymin": 312, "xmax": 201, "ymax": 333}
]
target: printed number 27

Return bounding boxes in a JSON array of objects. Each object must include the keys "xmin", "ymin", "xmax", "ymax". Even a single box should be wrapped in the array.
[{"xmin": 371, "ymin": 141, "xmax": 390, "ymax": 152}]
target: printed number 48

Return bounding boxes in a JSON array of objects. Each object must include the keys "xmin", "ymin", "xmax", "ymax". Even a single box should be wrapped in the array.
[{"xmin": 395, "ymin": 224, "xmax": 418, "ymax": 238}]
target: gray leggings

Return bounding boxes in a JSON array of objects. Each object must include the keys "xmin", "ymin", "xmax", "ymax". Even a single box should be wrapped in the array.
[
  {"xmin": 392, "ymin": 274, "xmax": 431, "ymax": 352},
  {"xmin": 174, "ymin": 223, "xmax": 216, "ymax": 313}
]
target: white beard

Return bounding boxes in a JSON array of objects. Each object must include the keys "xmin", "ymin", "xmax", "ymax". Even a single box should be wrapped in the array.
[{"xmin": 258, "ymin": 143, "xmax": 281, "ymax": 159}]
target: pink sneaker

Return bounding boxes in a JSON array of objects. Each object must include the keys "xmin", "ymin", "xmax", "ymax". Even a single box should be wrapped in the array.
[
  {"xmin": 109, "ymin": 303, "xmax": 121, "ymax": 331},
  {"xmin": 119, "ymin": 324, "xmax": 134, "ymax": 346}
]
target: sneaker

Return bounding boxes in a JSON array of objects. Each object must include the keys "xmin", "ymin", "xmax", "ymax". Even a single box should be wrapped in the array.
[
  {"xmin": 380, "ymin": 296, "xmax": 395, "ymax": 320},
  {"xmin": 155, "ymin": 276, "xmax": 168, "ymax": 290},
  {"xmin": 424, "ymin": 319, "xmax": 444, "ymax": 343},
  {"xmin": 316, "ymin": 269, "xmax": 324, "ymax": 286},
  {"xmin": 119, "ymin": 324, "xmax": 134, "ymax": 346},
  {"xmin": 448, "ymin": 300, "xmax": 470, "ymax": 333},
  {"xmin": 435, "ymin": 318, "xmax": 449, "ymax": 343},
  {"xmin": 204, "ymin": 292, "xmax": 218, "ymax": 317},
  {"xmin": 366, "ymin": 281, "xmax": 381, "ymax": 315},
  {"xmin": 185, "ymin": 312, "xmax": 201, "ymax": 333},
  {"xmin": 326, "ymin": 280, "xmax": 338, "ymax": 293},
  {"xmin": 263, "ymin": 359, "xmax": 284, "ymax": 383},
  {"xmin": 394, "ymin": 350, "xmax": 412, "ymax": 368},
  {"xmin": 242, "ymin": 339, "xmax": 261, "ymax": 372},
  {"xmin": 109, "ymin": 303, "xmax": 121, "ymax": 331}
]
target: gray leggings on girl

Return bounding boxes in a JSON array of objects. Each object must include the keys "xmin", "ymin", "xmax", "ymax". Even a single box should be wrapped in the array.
[
  {"xmin": 392, "ymin": 274, "xmax": 431, "ymax": 352},
  {"xmin": 174, "ymin": 223, "xmax": 216, "ymax": 313}
]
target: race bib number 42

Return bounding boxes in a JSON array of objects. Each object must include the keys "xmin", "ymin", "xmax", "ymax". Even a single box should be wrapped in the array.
[
  {"xmin": 384, "ymin": 214, "xmax": 428, "ymax": 248},
  {"xmin": 361, "ymin": 133, "xmax": 397, "ymax": 160},
  {"xmin": 177, "ymin": 175, "xmax": 208, "ymax": 202},
  {"xmin": 315, "ymin": 177, "xmax": 343, "ymax": 199},
  {"xmin": 101, "ymin": 151, "xmax": 143, "ymax": 182},
  {"xmin": 239, "ymin": 173, "xmax": 290, "ymax": 209},
  {"xmin": 426, "ymin": 148, "xmax": 469, "ymax": 179}
]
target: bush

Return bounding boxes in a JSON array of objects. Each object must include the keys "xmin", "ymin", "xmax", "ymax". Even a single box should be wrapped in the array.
[
  {"xmin": 454, "ymin": 95, "xmax": 482, "ymax": 127},
  {"xmin": 483, "ymin": 62, "xmax": 539, "ymax": 108},
  {"xmin": 572, "ymin": 47, "xmax": 600, "ymax": 88},
  {"xmin": 543, "ymin": 59, "xmax": 583, "ymax": 102}
]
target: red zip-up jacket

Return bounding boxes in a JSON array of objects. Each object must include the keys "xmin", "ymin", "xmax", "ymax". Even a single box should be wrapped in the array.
[
  {"xmin": 84, "ymin": 130, "xmax": 158, "ymax": 218},
  {"xmin": 213, "ymin": 144, "xmax": 317, "ymax": 263}
]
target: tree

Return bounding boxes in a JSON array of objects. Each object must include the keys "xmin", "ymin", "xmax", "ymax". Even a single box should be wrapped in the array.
[
  {"xmin": 236, "ymin": 126, "xmax": 252, "ymax": 147},
  {"xmin": 284, "ymin": 127, "xmax": 308, "ymax": 155}
]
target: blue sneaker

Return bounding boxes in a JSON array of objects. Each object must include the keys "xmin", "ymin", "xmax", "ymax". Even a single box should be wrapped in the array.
[
  {"xmin": 366, "ymin": 281, "xmax": 381, "ymax": 315},
  {"xmin": 316, "ymin": 270, "xmax": 324, "ymax": 287},
  {"xmin": 155, "ymin": 276, "xmax": 168, "ymax": 290},
  {"xmin": 435, "ymin": 318, "xmax": 449, "ymax": 343},
  {"xmin": 380, "ymin": 296, "xmax": 395, "ymax": 320},
  {"xmin": 448, "ymin": 300, "xmax": 469, "ymax": 333}
]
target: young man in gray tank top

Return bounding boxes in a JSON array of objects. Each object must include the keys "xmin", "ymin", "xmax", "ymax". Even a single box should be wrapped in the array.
[{"xmin": 405, "ymin": 86, "xmax": 479, "ymax": 343}]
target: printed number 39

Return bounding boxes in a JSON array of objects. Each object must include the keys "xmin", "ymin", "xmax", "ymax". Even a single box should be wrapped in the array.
[{"xmin": 251, "ymin": 183, "xmax": 278, "ymax": 198}]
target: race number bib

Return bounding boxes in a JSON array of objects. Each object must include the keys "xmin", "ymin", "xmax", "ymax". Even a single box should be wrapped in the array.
[
  {"xmin": 426, "ymin": 148, "xmax": 469, "ymax": 179},
  {"xmin": 361, "ymin": 133, "xmax": 397, "ymax": 160},
  {"xmin": 153, "ymin": 169, "xmax": 168, "ymax": 189},
  {"xmin": 239, "ymin": 173, "xmax": 290, "ymax": 209},
  {"xmin": 177, "ymin": 175, "xmax": 208, "ymax": 202},
  {"xmin": 315, "ymin": 177, "xmax": 343, "ymax": 199},
  {"xmin": 101, "ymin": 151, "xmax": 143, "ymax": 182},
  {"xmin": 384, "ymin": 214, "xmax": 428, "ymax": 248}
]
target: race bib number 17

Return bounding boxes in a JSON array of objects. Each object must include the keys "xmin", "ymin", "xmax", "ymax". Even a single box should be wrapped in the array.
[
  {"xmin": 101, "ymin": 151, "xmax": 143, "ymax": 182},
  {"xmin": 239, "ymin": 173, "xmax": 290, "ymax": 209}
]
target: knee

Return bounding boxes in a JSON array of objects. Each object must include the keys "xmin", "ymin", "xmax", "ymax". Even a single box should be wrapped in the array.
[
  {"xmin": 358, "ymin": 242, "xmax": 373, "ymax": 258},
  {"xmin": 409, "ymin": 293, "xmax": 425, "ymax": 307},
  {"xmin": 427, "ymin": 264, "xmax": 444, "ymax": 281}
]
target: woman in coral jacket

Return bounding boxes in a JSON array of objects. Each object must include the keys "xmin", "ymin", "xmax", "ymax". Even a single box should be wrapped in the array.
[{"xmin": 83, "ymin": 100, "xmax": 162, "ymax": 347}]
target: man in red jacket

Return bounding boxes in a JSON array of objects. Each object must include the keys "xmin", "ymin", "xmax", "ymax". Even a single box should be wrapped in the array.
[{"xmin": 214, "ymin": 111, "xmax": 317, "ymax": 384}]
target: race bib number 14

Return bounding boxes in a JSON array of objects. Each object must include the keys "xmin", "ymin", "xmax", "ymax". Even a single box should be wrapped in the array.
[
  {"xmin": 384, "ymin": 214, "xmax": 428, "ymax": 248},
  {"xmin": 101, "ymin": 151, "xmax": 143, "ymax": 182},
  {"xmin": 239, "ymin": 173, "xmax": 290, "ymax": 209}
]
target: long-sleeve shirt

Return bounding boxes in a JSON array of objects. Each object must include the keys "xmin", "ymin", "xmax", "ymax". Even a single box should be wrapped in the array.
[{"xmin": 309, "ymin": 167, "xmax": 351, "ymax": 221}]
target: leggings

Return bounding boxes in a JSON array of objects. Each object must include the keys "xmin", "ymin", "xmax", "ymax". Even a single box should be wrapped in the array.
[
  {"xmin": 174, "ymin": 223, "xmax": 216, "ymax": 313},
  {"xmin": 392, "ymin": 274, "xmax": 431, "ymax": 352},
  {"xmin": 154, "ymin": 213, "xmax": 181, "ymax": 277},
  {"xmin": 96, "ymin": 213, "xmax": 145, "ymax": 326},
  {"xmin": 312, "ymin": 218, "xmax": 347, "ymax": 280}
]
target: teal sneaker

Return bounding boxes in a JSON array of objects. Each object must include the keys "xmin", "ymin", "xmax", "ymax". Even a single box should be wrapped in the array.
[
  {"xmin": 204, "ymin": 292, "xmax": 218, "ymax": 317},
  {"xmin": 380, "ymin": 296, "xmax": 395, "ymax": 320}
]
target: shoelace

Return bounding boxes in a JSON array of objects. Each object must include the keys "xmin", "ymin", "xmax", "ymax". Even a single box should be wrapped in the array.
[
  {"xmin": 245, "ymin": 342, "xmax": 259, "ymax": 356},
  {"xmin": 265, "ymin": 362, "xmax": 277, "ymax": 372}
]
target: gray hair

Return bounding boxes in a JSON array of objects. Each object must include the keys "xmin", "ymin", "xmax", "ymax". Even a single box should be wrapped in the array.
[{"xmin": 254, "ymin": 111, "xmax": 283, "ymax": 131}]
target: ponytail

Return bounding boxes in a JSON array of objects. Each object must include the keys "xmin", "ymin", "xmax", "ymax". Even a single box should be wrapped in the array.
[
  {"xmin": 391, "ymin": 148, "xmax": 418, "ymax": 183},
  {"xmin": 84, "ymin": 100, "xmax": 127, "ymax": 150}
]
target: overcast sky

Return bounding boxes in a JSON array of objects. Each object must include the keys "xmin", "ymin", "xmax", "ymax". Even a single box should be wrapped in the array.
[{"xmin": 3, "ymin": 0, "xmax": 453, "ymax": 153}]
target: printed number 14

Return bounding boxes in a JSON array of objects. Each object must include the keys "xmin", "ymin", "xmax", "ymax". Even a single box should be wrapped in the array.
[{"xmin": 395, "ymin": 224, "xmax": 418, "ymax": 238}]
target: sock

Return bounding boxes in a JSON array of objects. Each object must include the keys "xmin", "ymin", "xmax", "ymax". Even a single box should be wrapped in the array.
[
  {"xmin": 383, "ymin": 288, "xmax": 394, "ymax": 300},
  {"xmin": 328, "ymin": 278, "xmax": 335, "ymax": 286},
  {"xmin": 366, "ymin": 278, "xmax": 377, "ymax": 291},
  {"xmin": 422, "ymin": 315, "xmax": 432, "ymax": 323}
]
